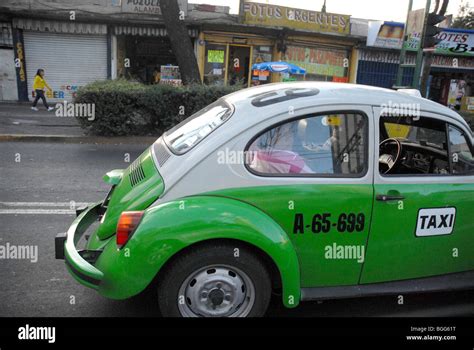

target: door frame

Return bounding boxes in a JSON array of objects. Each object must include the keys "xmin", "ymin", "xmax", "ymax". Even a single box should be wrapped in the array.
[{"xmin": 225, "ymin": 44, "xmax": 253, "ymax": 87}]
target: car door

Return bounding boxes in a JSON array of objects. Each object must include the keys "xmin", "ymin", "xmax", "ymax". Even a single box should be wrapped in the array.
[
  {"xmin": 361, "ymin": 107, "xmax": 474, "ymax": 284},
  {"xmin": 215, "ymin": 106, "xmax": 375, "ymax": 288}
]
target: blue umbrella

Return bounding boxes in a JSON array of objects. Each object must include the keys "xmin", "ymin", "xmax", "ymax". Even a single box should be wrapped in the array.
[{"xmin": 251, "ymin": 61, "xmax": 306, "ymax": 75}]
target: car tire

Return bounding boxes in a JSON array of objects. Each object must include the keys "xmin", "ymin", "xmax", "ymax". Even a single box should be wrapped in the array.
[{"xmin": 157, "ymin": 242, "xmax": 272, "ymax": 317}]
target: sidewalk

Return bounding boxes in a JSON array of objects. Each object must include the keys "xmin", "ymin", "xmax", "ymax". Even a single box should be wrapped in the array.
[{"xmin": 0, "ymin": 103, "xmax": 156, "ymax": 144}]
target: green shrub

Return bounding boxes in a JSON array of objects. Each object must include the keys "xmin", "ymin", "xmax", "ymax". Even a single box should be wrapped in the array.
[{"xmin": 74, "ymin": 79, "xmax": 242, "ymax": 136}]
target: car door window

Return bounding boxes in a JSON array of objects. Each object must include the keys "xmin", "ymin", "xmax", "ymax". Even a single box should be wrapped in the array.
[
  {"xmin": 246, "ymin": 113, "xmax": 367, "ymax": 176},
  {"xmin": 448, "ymin": 126, "xmax": 474, "ymax": 175},
  {"xmin": 380, "ymin": 117, "xmax": 450, "ymax": 175}
]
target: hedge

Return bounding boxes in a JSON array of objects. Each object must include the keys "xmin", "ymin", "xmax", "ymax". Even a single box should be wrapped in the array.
[{"xmin": 74, "ymin": 80, "xmax": 242, "ymax": 136}]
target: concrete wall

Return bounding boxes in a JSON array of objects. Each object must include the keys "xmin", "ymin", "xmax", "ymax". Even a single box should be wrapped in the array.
[{"xmin": 0, "ymin": 49, "xmax": 18, "ymax": 101}]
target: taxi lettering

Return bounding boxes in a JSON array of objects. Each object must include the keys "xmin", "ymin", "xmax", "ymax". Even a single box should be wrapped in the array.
[{"xmin": 415, "ymin": 208, "xmax": 456, "ymax": 237}]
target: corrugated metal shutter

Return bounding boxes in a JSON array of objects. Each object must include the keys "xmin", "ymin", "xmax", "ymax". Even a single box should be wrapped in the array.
[{"xmin": 23, "ymin": 31, "xmax": 107, "ymax": 101}]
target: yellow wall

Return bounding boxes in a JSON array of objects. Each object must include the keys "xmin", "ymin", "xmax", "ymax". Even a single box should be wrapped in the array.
[
  {"xmin": 197, "ymin": 32, "xmax": 206, "ymax": 82},
  {"xmin": 348, "ymin": 47, "xmax": 359, "ymax": 83},
  {"xmin": 201, "ymin": 31, "xmax": 357, "ymax": 85}
]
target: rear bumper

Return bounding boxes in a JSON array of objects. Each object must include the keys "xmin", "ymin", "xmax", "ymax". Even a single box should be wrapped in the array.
[{"xmin": 55, "ymin": 202, "xmax": 104, "ymax": 289}]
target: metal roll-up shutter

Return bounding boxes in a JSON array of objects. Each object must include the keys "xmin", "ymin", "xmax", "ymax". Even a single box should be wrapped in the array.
[
  {"xmin": 357, "ymin": 60, "xmax": 414, "ymax": 89},
  {"xmin": 23, "ymin": 31, "xmax": 107, "ymax": 101}
]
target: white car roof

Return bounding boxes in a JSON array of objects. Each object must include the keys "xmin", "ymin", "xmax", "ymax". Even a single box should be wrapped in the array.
[{"xmin": 224, "ymin": 82, "xmax": 470, "ymax": 132}]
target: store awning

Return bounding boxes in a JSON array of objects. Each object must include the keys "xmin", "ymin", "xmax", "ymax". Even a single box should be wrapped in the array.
[
  {"xmin": 114, "ymin": 25, "xmax": 198, "ymax": 38},
  {"xmin": 13, "ymin": 18, "xmax": 107, "ymax": 35}
]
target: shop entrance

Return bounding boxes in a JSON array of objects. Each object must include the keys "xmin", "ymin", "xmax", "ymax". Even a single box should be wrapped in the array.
[
  {"xmin": 117, "ymin": 35, "xmax": 181, "ymax": 84},
  {"xmin": 428, "ymin": 71, "xmax": 474, "ymax": 109},
  {"xmin": 227, "ymin": 45, "xmax": 250, "ymax": 86}
]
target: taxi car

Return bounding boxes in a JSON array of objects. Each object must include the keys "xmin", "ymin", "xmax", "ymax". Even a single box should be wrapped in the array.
[{"xmin": 56, "ymin": 82, "xmax": 474, "ymax": 317}]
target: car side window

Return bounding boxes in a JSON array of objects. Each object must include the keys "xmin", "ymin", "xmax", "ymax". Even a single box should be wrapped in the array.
[
  {"xmin": 380, "ymin": 117, "xmax": 450, "ymax": 176},
  {"xmin": 246, "ymin": 113, "xmax": 367, "ymax": 176},
  {"xmin": 448, "ymin": 126, "xmax": 474, "ymax": 175}
]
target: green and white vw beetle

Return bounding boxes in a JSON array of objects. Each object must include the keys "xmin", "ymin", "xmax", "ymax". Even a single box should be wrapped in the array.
[{"xmin": 56, "ymin": 82, "xmax": 474, "ymax": 317}]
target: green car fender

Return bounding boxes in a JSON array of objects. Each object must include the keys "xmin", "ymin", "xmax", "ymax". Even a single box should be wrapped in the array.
[{"xmin": 94, "ymin": 195, "xmax": 301, "ymax": 308}]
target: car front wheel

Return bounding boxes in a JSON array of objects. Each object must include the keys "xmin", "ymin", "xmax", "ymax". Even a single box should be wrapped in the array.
[{"xmin": 157, "ymin": 242, "xmax": 272, "ymax": 317}]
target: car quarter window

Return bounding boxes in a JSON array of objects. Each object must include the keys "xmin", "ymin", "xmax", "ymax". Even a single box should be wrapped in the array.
[
  {"xmin": 164, "ymin": 100, "xmax": 233, "ymax": 155},
  {"xmin": 245, "ymin": 112, "xmax": 367, "ymax": 176},
  {"xmin": 448, "ymin": 125, "xmax": 474, "ymax": 175}
]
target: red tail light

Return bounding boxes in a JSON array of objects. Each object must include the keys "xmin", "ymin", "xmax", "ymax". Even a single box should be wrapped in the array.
[{"xmin": 116, "ymin": 211, "xmax": 144, "ymax": 248}]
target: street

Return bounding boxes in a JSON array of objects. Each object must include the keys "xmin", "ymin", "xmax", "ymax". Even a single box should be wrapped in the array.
[{"xmin": 1, "ymin": 141, "xmax": 473, "ymax": 317}]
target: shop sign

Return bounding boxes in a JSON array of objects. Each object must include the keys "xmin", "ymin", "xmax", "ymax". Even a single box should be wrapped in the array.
[
  {"xmin": 243, "ymin": 1, "xmax": 350, "ymax": 35},
  {"xmin": 367, "ymin": 14, "xmax": 474, "ymax": 56},
  {"xmin": 404, "ymin": 28, "xmax": 474, "ymax": 55},
  {"xmin": 12, "ymin": 28, "xmax": 28, "ymax": 101},
  {"xmin": 121, "ymin": 0, "xmax": 188, "ymax": 15},
  {"xmin": 283, "ymin": 46, "xmax": 348, "ymax": 77},
  {"xmin": 160, "ymin": 65, "xmax": 182, "ymax": 86},
  {"xmin": 403, "ymin": 8, "xmax": 425, "ymax": 50},
  {"xmin": 434, "ymin": 29, "xmax": 474, "ymax": 56},
  {"xmin": 208, "ymin": 50, "xmax": 225, "ymax": 63},
  {"xmin": 367, "ymin": 21, "xmax": 404, "ymax": 49},
  {"xmin": 432, "ymin": 55, "xmax": 474, "ymax": 69},
  {"xmin": 34, "ymin": 84, "xmax": 79, "ymax": 100}
]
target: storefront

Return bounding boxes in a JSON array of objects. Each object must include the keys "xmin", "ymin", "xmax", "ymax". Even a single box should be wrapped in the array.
[
  {"xmin": 428, "ymin": 56, "xmax": 474, "ymax": 110},
  {"xmin": 198, "ymin": 1, "xmax": 356, "ymax": 87},
  {"xmin": 358, "ymin": 22, "xmax": 474, "ymax": 109},
  {"xmin": 13, "ymin": 18, "xmax": 108, "ymax": 101},
  {"xmin": 114, "ymin": 25, "xmax": 198, "ymax": 84},
  {"xmin": 199, "ymin": 31, "xmax": 275, "ymax": 86}
]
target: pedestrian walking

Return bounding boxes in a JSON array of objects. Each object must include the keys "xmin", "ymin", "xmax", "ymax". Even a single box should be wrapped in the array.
[{"xmin": 31, "ymin": 69, "xmax": 55, "ymax": 111}]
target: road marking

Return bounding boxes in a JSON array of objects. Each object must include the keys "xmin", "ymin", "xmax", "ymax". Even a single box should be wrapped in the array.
[
  {"xmin": 0, "ymin": 202, "xmax": 93, "ymax": 215},
  {"xmin": 0, "ymin": 209, "xmax": 75, "ymax": 215},
  {"xmin": 0, "ymin": 202, "xmax": 90, "ymax": 207}
]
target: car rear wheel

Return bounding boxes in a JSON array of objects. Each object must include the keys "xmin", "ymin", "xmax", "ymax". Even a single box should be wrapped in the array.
[{"xmin": 157, "ymin": 242, "xmax": 271, "ymax": 317}]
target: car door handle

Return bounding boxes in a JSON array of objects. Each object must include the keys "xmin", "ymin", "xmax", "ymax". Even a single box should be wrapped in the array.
[{"xmin": 376, "ymin": 194, "xmax": 405, "ymax": 202}]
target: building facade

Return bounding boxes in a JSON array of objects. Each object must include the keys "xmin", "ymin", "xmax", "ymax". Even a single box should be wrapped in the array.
[
  {"xmin": 1, "ymin": 0, "xmax": 363, "ymax": 101},
  {"xmin": 353, "ymin": 21, "xmax": 474, "ymax": 109},
  {"xmin": 3, "ymin": 0, "xmax": 472, "ymax": 111}
]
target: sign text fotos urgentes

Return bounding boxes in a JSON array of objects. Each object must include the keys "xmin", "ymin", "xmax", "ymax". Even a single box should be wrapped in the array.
[{"xmin": 243, "ymin": 1, "xmax": 350, "ymax": 35}]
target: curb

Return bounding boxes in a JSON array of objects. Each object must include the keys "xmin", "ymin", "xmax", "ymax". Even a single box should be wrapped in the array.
[{"xmin": 0, "ymin": 134, "xmax": 157, "ymax": 144}]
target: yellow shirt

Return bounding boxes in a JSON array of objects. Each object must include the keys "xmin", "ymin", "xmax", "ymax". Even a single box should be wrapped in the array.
[{"xmin": 33, "ymin": 75, "xmax": 51, "ymax": 90}]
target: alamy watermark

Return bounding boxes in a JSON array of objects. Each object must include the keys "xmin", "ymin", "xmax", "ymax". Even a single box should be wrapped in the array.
[
  {"xmin": 381, "ymin": 100, "xmax": 420, "ymax": 120},
  {"xmin": 18, "ymin": 324, "xmax": 55, "ymax": 343},
  {"xmin": 217, "ymin": 149, "xmax": 255, "ymax": 165},
  {"xmin": 324, "ymin": 243, "xmax": 365, "ymax": 263},
  {"xmin": 0, "ymin": 243, "xmax": 38, "ymax": 263},
  {"xmin": 55, "ymin": 101, "xmax": 95, "ymax": 121}
]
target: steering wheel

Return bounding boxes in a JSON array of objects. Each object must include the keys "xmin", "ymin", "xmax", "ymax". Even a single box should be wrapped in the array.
[{"xmin": 379, "ymin": 138, "xmax": 403, "ymax": 174}]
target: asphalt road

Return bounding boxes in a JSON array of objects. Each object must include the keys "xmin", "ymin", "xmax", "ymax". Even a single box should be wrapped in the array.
[{"xmin": 1, "ymin": 141, "xmax": 473, "ymax": 317}]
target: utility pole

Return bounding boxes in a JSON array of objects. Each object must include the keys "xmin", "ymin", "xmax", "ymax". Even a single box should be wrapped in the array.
[
  {"xmin": 395, "ymin": 0, "xmax": 413, "ymax": 88},
  {"xmin": 413, "ymin": 0, "xmax": 432, "ymax": 92}
]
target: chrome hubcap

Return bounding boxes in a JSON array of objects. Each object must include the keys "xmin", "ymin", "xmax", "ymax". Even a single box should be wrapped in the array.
[{"xmin": 177, "ymin": 265, "xmax": 255, "ymax": 317}]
